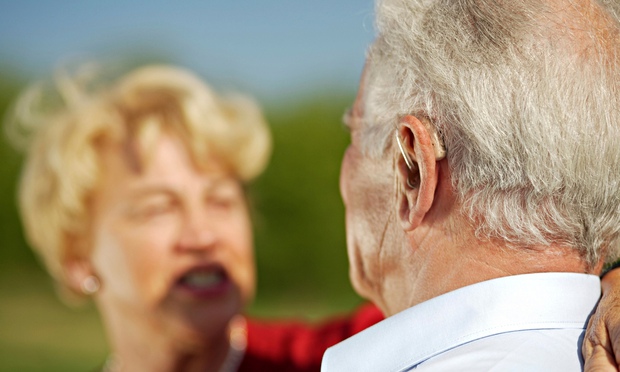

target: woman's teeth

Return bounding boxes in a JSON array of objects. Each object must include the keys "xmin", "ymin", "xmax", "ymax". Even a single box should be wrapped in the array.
[{"xmin": 183, "ymin": 271, "xmax": 222, "ymax": 288}]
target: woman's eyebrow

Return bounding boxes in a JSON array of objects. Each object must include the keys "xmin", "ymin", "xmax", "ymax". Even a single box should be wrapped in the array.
[{"xmin": 126, "ymin": 186, "xmax": 175, "ymax": 199}]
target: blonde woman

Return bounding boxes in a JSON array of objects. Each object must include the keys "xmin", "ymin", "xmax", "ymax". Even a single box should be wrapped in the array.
[{"xmin": 7, "ymin": 63, "xmax": 383, "ymax": 372}]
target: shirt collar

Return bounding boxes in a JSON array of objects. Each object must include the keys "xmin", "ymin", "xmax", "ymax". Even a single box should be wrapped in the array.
[{"xmin": 322, "ymin": 273, "xmax": 601, "ymax": 372}]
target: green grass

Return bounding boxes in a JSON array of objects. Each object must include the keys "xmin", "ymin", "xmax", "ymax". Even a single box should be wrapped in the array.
[{"xmin": 0, "ymin": 266, "xmax": 108, "ymax": 371}]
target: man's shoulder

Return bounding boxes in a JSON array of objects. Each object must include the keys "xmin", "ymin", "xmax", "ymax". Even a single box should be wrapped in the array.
[{"xmin": 322, "ymin": 273, "xmax": 599, "ymax": 372}]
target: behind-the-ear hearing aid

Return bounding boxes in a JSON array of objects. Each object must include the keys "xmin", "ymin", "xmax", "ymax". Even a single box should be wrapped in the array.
[
  {"xmin": 395, "ymin": 132, "xmax": 418, "ymax": 188},
  {"xmin": 395, "ymin": 120, "xmax": 446, "ymax": 188}
]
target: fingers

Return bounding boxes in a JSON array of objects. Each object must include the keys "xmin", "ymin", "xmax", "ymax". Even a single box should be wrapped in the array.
[
  {"xmin": 607, "ymin": 310, "xmax": 620, "ymax": 368},
  {"xmin": 583, "ymin": 309, "xmax": 612, "ymax": 367},
  {"xmin": 602, "ymin": 269, "xmax": 620, "ymax": 368},
  {"xmin": 584, "ymin": 269, "xmax": 620, "ymax": 371},
  {"xmin": 584, "ymin": 313, "xmax": 600, "ymax": 361},
  {"xmin": 584, "ymin": 345, "xmax": 618, "ymax": 372}
]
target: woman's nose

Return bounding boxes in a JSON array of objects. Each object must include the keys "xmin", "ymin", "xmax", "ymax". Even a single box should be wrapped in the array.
[{"xmin": 177, "ymin": 210, "xmax": 218, "ymax": 252}]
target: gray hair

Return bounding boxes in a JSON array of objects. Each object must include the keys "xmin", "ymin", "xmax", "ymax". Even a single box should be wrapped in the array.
[{"xmin": 363, "ymin": 0, "xmax": 620, "ymax": 267}]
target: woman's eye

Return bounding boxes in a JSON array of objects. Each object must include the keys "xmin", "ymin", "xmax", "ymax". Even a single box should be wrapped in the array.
[
  {"xmin": 130, "ymin": 199, "xmax": 176, "ymax": 220},
  {"xmin": 145, "ymin": 203, "xmax": 174, "ymax": 215},
  {"xmin": 207, "ymin": 194, "xmax": 236, "ymax": 209},
  {"xmin": 206, "ymin": 186, "xmax": 244, "ymax": 210}
]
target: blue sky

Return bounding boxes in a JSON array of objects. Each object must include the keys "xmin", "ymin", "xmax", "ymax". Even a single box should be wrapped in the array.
[{"xmin": 0, "ymin": 1, "xmax": 376, "ymax": 100}]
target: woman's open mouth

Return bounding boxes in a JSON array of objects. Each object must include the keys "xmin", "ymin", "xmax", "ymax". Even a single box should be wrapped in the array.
[{"xmin": 175, "ymin": 264, "xmax": 232, "ymax": 299}]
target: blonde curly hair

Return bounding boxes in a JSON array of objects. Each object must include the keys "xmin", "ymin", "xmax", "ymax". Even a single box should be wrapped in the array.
[{"xmin": 6, "ymin": 63, "xmax": 271, "ymax": 285}]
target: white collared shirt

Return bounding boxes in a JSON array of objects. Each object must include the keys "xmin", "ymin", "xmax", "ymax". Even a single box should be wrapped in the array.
[{"xmin": 322, "ymin": 273, "xmax": 600, "ymax": 372}]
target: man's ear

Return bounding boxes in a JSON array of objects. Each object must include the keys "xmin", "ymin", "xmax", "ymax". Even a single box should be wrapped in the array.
[{"xmin": 396, "ymin": 115, "xmax": 441, "ymax": 231}]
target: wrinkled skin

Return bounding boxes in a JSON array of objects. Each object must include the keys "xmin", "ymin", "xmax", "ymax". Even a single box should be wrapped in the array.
[{"xmin": 584, "ymin": 269, "xmax": 620, "ymax": 371}]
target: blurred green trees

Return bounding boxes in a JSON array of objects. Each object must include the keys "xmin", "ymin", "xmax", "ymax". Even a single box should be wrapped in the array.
[{"xmin": 252, "ymin": 93, "xmax": 359, "ymax": 315}]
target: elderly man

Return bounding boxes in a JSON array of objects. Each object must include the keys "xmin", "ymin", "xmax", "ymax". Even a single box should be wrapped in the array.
[{"xmin": 323, "ymin": 0, "xmax": 620, "ymax": 370}]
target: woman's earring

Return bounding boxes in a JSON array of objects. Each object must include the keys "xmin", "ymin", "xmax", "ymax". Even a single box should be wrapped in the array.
[{"xmin": 81, "ymin": 275, "xmax": 101, "ymax": 295}]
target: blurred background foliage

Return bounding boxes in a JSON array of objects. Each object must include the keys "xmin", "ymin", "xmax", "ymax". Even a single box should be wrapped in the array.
[{"xmin": 0, "ymin": 63, "xmax": 362, "ymax": 370}]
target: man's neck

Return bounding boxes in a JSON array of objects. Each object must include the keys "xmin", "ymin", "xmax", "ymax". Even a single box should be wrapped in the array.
[{"xmin": 382, "ymin": 231, "xmax": 589, "ymax": 316}]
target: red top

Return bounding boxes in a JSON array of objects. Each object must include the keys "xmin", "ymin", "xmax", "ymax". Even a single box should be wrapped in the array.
[{"xmin": 239, "ymin": 303, "xmax": 384, "ymax": 372}]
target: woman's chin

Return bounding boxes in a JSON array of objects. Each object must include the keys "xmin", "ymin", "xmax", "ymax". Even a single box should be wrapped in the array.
[{"xmin": 158, "ymin": 283, "xmax": 243, "ymax": 341}]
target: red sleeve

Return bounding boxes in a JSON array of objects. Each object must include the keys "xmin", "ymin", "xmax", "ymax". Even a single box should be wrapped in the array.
[{"xmin": 239, "ymin": 303, "xmax": 384, "ymax": 372}]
